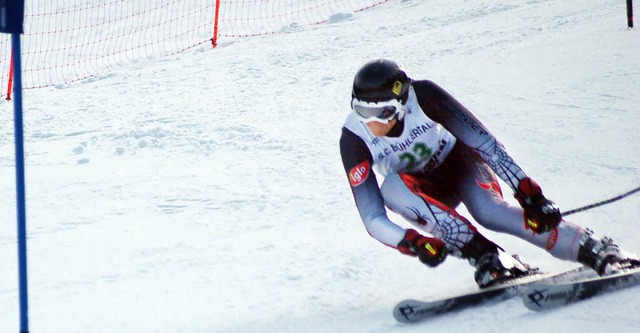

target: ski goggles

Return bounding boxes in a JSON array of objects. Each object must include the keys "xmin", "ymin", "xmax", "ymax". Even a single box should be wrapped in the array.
[{"xmin": 351, "ymin": 98, "xmax": 402, "ymax": 124}]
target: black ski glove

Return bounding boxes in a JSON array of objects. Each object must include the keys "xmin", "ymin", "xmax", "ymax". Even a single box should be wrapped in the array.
[
  {"xmin": 514, "ymin": 177, "xmax": 561, "ymax": 234},
  {"xmin": 397, "ymin": 229, "xmax": 447, "ymax": 267}
]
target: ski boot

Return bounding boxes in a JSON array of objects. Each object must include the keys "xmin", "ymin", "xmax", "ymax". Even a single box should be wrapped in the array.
[
  {"xmin": 461, "ymin": 233, "xmax": 537, "ymax": 288},
  {"xmin": 473, "ymin": 251, "xmax": 537, "ymax": 288},
  {"xmin": 577, "ymin": 233, "xmax": 640, "ymax": 276}
]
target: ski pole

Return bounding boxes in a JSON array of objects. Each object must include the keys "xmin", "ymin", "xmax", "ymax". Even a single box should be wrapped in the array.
[{"xmin": 563, "ymin": 185, "xmax": 640, "ymax": 217}]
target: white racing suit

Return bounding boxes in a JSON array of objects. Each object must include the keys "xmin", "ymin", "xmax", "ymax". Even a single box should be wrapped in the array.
[{"xmin": 339, "ymin": 80, "xmax": 588, "ymax": 262}]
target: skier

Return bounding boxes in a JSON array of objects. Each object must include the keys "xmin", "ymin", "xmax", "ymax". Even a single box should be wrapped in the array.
[{"xmin": 339, "ymin": 58, "xmax": 638, "ymax": 288}]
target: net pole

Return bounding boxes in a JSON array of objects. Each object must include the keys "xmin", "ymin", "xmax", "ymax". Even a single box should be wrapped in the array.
[{"xmin": 628, "ymin": 0, "xmax": 634, "ymax": 28}]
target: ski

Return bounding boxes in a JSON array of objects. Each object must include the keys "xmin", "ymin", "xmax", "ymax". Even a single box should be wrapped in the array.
[
  {"xmin": 522, "ymin": 266, "xmax": 640, "ymax": 311},
  {"xmin": 393, "ymin": 266, "xmax": 591, "ymax": 323}
]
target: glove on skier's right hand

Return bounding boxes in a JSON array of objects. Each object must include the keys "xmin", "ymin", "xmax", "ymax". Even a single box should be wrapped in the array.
[{"xmin": 397, "ymin": 229, "xmax": 447, "ymax": 267}]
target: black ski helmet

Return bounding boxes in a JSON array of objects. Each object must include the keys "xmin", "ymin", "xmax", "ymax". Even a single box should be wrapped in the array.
[{"xmin": 352, "ymin": 59, "xmax": 410, "ymax": 103}]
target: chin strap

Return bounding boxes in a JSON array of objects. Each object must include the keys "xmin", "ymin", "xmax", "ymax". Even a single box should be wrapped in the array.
[{"xmin": 396, "ymin": 106, "xmax": 405, "ymax": 121}]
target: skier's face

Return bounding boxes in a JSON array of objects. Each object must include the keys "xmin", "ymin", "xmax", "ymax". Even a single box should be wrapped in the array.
[{"xmin": 366, "ymin": 117, "xmax": 397, "ymax": 136}]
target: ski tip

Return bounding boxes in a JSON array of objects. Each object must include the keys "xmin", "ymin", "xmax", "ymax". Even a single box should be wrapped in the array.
[
  {"xmin": 521, "ymin": 285, "xmax": 563, "ymax": 311},
  {"xmin": 393, "ymin": 299, "xmax": 430, "ymax": 323}
]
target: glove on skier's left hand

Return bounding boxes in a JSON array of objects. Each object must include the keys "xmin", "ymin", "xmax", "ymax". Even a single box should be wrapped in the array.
[{"xmin": 514, "ymin": 177, "xmax": 561, "ymax": 234}]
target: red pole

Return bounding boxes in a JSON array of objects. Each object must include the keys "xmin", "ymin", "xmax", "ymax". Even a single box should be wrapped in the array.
[
  {"xmin": 212, "ymin": 0, "xmax": 221, "ymax": 47},
  {"xmin": 6, "ymin": 46, "xmax": 14, "ymax": 100}
]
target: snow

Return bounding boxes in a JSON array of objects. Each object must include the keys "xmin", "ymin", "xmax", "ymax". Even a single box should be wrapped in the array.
[{"xmin": 1, "ymin": 0, "xmax": 639, "ymax": 332}]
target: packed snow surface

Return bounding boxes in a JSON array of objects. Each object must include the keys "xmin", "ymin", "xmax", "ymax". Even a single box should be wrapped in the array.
[{"xmin": 1, "ymin": 0, "xmax": 639, "ymax": 332}]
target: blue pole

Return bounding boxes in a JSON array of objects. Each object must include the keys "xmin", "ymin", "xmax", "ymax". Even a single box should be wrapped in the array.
[
  {"xmin": 12, "ymin": 32, "xmax": 29, "ymax": 333},
  {"xmin": 1, "ymin": 1, "xmax": 29, "ymax": 332}
]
